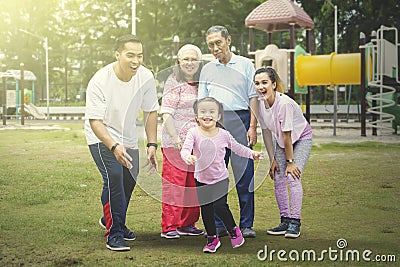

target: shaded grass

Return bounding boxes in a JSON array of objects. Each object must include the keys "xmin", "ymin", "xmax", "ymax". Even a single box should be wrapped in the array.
[{"xmin": 0, "ymin": 123, "xmax": 399, "ymax": 266}]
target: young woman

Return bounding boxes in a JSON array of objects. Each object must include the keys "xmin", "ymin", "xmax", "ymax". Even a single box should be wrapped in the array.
[{"xmin": 254, "ymin": 67, "xmax": 312, "ymax": 238}]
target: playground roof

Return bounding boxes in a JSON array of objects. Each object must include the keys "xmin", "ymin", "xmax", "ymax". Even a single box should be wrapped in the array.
[
  {"xmin": 0, "ymin": 70, "xmax": 37, "ymax": 81},
  {"xmin": 245, "ymin": 0, "xmax": 314, "ymax": 32}
]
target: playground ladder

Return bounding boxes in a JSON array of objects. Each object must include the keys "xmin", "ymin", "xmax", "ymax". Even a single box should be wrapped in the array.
[{"xmin": 366, "ymin": 26, "xmax": 399, "ymax": 134}]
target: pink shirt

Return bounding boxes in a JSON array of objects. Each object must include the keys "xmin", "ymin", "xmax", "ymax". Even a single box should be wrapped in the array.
[
  {"xmin": 160, "ymin": 76, "xmax": 198, "ymax": 148},
  {"xmin": 181, "ymin": 127, "xmax": 254, "ymax": 184},
  {"xmin": 269, "ymin": 92, "xmax": 312, "ymax": 148}
]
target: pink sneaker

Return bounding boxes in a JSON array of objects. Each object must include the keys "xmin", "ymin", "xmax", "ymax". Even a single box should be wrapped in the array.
[
  {"xmin": 203, "ymin": 236, "xmax": 221, "ymax": 253},
  {"xmin": 230, "ymin": 227, "xmax": 245, "ymax": 248}
]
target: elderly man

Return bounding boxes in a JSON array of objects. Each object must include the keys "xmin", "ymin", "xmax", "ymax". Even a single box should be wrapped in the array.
[{"xmin": 198, "ymin": 25, "xmax": 258, "ymax": 238}]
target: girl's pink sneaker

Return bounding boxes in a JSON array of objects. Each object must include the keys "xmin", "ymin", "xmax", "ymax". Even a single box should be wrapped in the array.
[
  {"xmin": 230, "ymin": 226, "xmax": 245, "ymax": 248},
  {"xmin": 203, "ymin": 236, "xmax": 221, "ymax": 253}
]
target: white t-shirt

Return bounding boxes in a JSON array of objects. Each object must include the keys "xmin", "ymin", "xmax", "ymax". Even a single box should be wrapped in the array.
[{"xmin": 84, "ymin": 63, "xmax": 159, "ymax": 147}]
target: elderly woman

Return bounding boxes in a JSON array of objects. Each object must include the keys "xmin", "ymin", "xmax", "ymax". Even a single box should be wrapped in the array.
[{"xmin": 160, "ymin": 44, "xmax": 204, "ymax": 238}]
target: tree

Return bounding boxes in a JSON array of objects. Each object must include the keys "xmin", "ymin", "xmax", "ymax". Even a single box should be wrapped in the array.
[
  {"xmin": 1, "ymin": 0, "xmax": 398, "ymax": 105},
  {"xmin": 0, "ymin": 0, "xmax": 59, "ymax": 101},
  {"xmin": 299, "ymin": 0, "xmax": 400, "ymax": 53}
]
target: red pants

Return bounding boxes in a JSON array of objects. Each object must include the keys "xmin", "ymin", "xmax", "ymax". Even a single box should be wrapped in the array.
[{"xmin": 161, "ymin": 148, "xmax": 200, "ymax": 232}]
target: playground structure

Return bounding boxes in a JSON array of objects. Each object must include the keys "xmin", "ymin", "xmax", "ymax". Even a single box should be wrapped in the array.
[
  {"xmin": 0, "ymin": 67, "xmax": 46, "ymax": 124},
  {"xmin": 1, "ymin": 0, "xmax": 397, "ymax": 135},
  {"xmin": 361, "ymin": 26, "xmax": 400, "ymax": 135},
  {"xmin": 246, "ymin": 0, "xmax": 399, "ymax": 136},
  {"xmin": 253, "ymin": 26, "xmax": 400, "ymax": 135}
]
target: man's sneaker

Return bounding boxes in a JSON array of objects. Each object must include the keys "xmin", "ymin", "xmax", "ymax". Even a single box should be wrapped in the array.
[
  {"xmin": 177, "ymin": 225, "xmax": 204, "ymax": 236},
  {"xmin": 216, "ymin": 226, "xmax": 228, "ymax": 237},
  {"xmin": 203, "ymin": 236, "xmax": 221, "ymax": 253},
  {"xmin": 267, "ymin": 217, "xmax": 290, "ymax": 235},
  {"xmin": 229, "ymin": 226, "xmax": 245, "ymax": 248},
  {"xmin": 241, "ymin": 227, "xmax": 256, "ymax": 238},
  {"xmin": 122, "ymin": 227, "xmax": 136, "ymax": 241},
  {"xmin": 99, "ymin": 217, "xmax": 136, "ymax": 241},
  {"xmin": 285, "ymin": 219, "xmax": 301, "ymax": 238},
  {"xmin": 99, "ymin": 217, "xmax": 106, "ymax": 229},
  {"xmin": 161, "ymin": 230, "xmax": 180, "ymax": 239},
  {"xmin": 106, "ymin": 236, "xmax": 130, "ymax": 251}
]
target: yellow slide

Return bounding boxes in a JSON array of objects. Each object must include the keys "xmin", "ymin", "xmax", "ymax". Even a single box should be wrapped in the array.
[{"xmin": 296, "ymin": 52, "xmax": 361, "ymax": 87}]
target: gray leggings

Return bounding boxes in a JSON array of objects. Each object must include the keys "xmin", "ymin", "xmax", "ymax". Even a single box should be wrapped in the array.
[{"xmin": 273, "ymin": 139, "xmax": 312, "ymax": 219}]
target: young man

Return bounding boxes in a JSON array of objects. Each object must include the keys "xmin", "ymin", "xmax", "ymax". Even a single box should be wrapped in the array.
[
  {"xmin": 198, "ymin": 25, "xmax": 259, "ymax": 238},
  {"xmin": 84, "ymin": 34, "xmax": 159, "ymax": 251}
]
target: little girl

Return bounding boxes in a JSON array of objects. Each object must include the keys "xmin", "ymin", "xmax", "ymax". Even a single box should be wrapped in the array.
[{"xmin": 180, "ymin": 97, "xmax": 263, "ymax": 253}]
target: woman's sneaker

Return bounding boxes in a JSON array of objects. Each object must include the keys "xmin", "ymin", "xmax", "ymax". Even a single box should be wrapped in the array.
[
  {"xmin": 267, "ymin": 217, "xmax": 290, "ymax": 235},
  {"xmin": 230, "ymin": 226, "xmax": 245, "ymax": 248},
  {"xmin": 160, "ymin": 230, "xmax": 180, "ymax": 239},
  {"xmin": 285, "ymin": 219, "xmax": 301, "ymax": 238},
  {"xmin": 203, "ymin": 236, "xmax": 221, "ymax": 253},
  {"xmin": 177, "ymin": 225, "xmax": 204, "ymax": 236}
]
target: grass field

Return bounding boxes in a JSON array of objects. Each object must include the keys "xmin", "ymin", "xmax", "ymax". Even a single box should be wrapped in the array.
[{"xmin": 0, "ymin": 122, "xmax": 399, "ymax": 266}]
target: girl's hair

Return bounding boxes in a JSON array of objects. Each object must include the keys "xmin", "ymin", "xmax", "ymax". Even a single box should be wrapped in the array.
[
  {"xmin": 173, "ymin": 44, "xmax": 203, "ymax": 84},
  {"xmin": 254, "ymin": 67, "xmax": 285, "ymax": 93},
  {"xmin": 193, "ymin": 97, "xmax": 224, "ymax": 128}
]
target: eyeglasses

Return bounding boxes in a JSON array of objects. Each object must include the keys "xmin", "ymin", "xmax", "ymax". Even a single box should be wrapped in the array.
[{"xmin": 179, "ymin": 57, "xmax": 200, "ymax": 64}]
